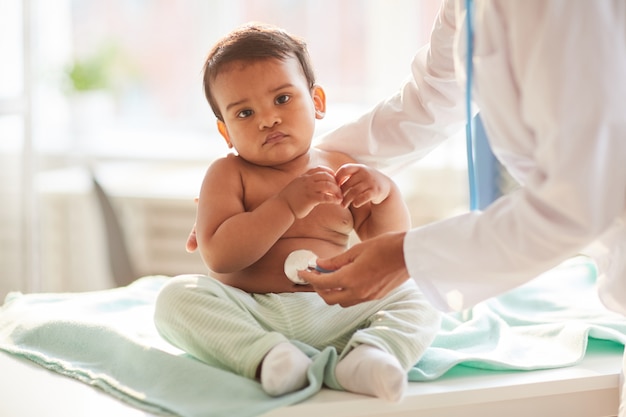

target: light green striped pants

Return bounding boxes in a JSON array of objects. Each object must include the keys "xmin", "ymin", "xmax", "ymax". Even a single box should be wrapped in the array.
[{"xmin": 154, "ymin": 275, "xmax": 440, "ymax": 382}]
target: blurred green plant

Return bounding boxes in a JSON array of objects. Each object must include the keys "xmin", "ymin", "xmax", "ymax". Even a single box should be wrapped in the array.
[
  {"xmin": 65, "ymin": 43, "xmax": 134, "ymax": 93},
  {"xmin": 67, "ymin": 58, "xmax": 110, "ymax": 91}
]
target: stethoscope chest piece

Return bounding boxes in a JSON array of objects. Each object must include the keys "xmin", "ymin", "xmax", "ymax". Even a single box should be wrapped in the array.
[{"xmin": 283, "ymin": 249, "xmax": 318, "ymax": 285}]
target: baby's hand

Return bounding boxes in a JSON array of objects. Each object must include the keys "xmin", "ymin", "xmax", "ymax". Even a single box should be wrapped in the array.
[
  {"xmin": 279, "ymin": 166, "xmax": 343, "ymax": 218},
  {"xmin": 335, "ymin": 164, "xmax": 391, "ymax": 208}
]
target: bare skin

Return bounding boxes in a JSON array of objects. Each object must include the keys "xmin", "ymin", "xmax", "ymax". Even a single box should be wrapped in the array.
[
  {"xmin": 195, "ymin": 56, "xmax": 410, "ymax": 294},
  {"xmin": 207, "ymin": 149, "xmax": 354, "ymax": 293}
]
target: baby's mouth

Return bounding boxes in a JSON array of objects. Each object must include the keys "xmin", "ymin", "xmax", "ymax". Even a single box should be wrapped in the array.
[{"xmin": 264, "ymin": 132, "xmax": 286, "ymax": 144}]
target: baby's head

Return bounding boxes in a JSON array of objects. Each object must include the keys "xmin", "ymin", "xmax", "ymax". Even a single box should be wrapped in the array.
[{"xmin": 203, "ymin": 23, "xmax": 316, "ymax": 122}]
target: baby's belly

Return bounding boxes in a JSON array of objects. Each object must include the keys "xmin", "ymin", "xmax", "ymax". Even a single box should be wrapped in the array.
[{"xmin": 213, "ymin": 237, "xmax": 347, "ymax": 294}]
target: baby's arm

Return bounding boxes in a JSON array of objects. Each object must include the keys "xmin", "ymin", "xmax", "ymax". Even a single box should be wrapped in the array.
[
  {"xmin": 195, "ymin": 159, "xmax": 342, "ymax": 273},
  {"xmin": 335, "ymin": 163, "xmax": 410, "ymax": 240}
]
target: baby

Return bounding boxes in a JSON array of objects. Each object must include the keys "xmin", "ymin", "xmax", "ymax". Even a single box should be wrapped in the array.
[{"xmin": 154, "ymin": 22, "xmax": 440, "ymax": 402}]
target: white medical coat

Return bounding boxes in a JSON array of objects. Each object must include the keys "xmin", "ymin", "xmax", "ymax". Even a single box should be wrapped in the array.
[{"xmin": 318, "ymin": 0, "xmax": 626, "ymax": 316}]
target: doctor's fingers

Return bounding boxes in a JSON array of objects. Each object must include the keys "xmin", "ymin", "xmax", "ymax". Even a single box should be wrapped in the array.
[
  {"xmin": 317, "ymin": 288, "xmax": 361, "ymax": 308},
  {"xmin": 307, "ymin": 275, "xmax": 382, "ymax": 307}
]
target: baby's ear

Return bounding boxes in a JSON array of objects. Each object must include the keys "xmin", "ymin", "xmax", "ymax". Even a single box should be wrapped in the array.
[
  {"xmin": 312, "ymin": 85, "xmax": 326, "ymax": 119},
  {"xmin": 217, "ymin": 120, "xmax": 233, "ymax": 148}
]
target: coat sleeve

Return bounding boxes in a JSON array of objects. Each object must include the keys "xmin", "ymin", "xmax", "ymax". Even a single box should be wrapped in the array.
[
  {"xmin": 405, "ymin": 0, "xmax": 626, "ymax": 312},
  {"xmin": 322, "ymin": 0, "xmax": 626, "ymax": 314},
  {"xmin": 315, "ymin": 0, "xmax": 467, "ymax": 176}
]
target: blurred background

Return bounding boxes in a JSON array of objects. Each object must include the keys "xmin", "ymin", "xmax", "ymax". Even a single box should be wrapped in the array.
[{"xmin": 1, "ymin": 0, "xmax": 469, "ymax": 299}]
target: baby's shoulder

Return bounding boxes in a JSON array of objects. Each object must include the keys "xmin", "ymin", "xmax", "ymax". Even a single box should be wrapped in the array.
[
  {"xmin": 206, "ymin": 153, "xmax": 245, "ymax": 174},
  {"xmin": 312, "ymin": 147, "xmax": 356, "ymax": 169},
  {"xmin": 201, "ymin": 155, "xmax": 248, "ymax": 188}
]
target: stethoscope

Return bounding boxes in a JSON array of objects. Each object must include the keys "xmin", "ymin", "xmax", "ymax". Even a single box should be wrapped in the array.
[
  {"xmin": 284, "ymin": 0, "xmax": 478, "ymax": 284},
  {"xmin": 284, "ymin": 249, "xmax": 331, "ymax": 285},
  {"xmin": 465, "ymin": 0, "xmax": 478, "ymax": 211}
]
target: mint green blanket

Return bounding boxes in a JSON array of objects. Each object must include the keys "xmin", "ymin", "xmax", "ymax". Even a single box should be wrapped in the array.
[{"xmin": 1, "ymin": 257, "xmax": 625, "ymax": 417}]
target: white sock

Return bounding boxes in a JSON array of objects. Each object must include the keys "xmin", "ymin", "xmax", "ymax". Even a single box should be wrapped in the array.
[
  {"xmin": 260, "ymin": 342, "xmax": 311, "ymax": 396},
  {"xmin": 335, "ymin": 344, "xmax": 407, "ymax": 402}
]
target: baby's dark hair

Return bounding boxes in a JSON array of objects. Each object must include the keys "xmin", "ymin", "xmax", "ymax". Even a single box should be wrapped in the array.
[{"xmin": 203, "ymin": 23, "xmax": 316, "ymax": 121}]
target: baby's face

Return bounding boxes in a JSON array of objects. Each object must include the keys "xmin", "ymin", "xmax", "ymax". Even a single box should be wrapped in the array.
[{"xmin": 212, "ymin": 56, "xmax": 320, "ymax": 167}]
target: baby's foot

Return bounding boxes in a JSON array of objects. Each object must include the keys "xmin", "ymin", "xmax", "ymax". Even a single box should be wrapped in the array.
[
  {"xmin": 335, "ymin": 344, "xmax": 407, "ymax": 402},
  {"xmin": 261, "ymin": 342, "xmax": 311, "ymax": 396}
]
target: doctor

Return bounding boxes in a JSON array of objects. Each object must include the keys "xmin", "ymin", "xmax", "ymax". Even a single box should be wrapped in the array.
[
  {"xmin": 304, "ymin": 0, "xmax": 626, "ymax": 314},
  {"xmin": 298, "ymin": 1, "xmax": 625, "ymax": 415}
]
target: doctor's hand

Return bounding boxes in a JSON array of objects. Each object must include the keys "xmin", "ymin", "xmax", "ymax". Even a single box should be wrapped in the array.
[{"xmin": 299, "ymin": 231, "xmax": 410, "ymax": 307}]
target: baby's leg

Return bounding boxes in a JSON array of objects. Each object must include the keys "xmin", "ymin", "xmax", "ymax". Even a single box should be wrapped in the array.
[
  {"xmin": 333, "ymin": 281, "xmax": 441, "ymax": 401},
  {"xmin": 335, "ymin": 344, "xmax": 406, "ymax": 402},
  {"xmin": 154, "ymin": 275, "xmax": 287, "ymax": 381}
]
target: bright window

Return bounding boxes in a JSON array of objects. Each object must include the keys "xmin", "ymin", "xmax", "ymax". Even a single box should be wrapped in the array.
[
  {"xmin": 31, "ymin": 0, "xmax": 443, "ymax": 160},
  {"xmin": 3, "ymin": 0, "xmax": 472, "ymax": 295}
]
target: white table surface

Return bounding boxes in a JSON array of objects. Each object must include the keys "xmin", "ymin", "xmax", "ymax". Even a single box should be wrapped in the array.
[{"xmin": 1, "ymin": 343, "xmax": 623, "ymax": 417}]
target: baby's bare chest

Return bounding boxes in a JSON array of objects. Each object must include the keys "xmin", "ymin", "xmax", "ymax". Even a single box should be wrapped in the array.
[{"xmin": 242, "ymin": 172, "xmax": 354, "ymax": 236}]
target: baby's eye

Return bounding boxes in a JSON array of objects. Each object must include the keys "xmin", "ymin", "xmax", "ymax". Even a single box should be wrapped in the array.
[
  {"xmin": 275, "ymin": 95, "xmax": 291, "ymax": 105},
  {"xmin": 237, "ymin": 109, "xmax": 253, "ymax": 118}
]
